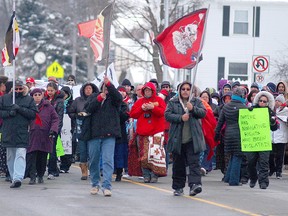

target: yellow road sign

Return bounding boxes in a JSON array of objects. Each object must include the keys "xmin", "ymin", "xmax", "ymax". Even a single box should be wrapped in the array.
[{"xmin": 46, "ymin": 61, "xmax": 64, "ymax": 78}]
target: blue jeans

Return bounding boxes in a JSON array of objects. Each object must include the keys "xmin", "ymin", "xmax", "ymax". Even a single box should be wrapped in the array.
[
  {"xmin": 6, "ymin": 148, "xmax": 26, "ymax": 182},
  {"xmin": 224, "ymin": 155, "xmax": 242, "ymax": 185},
  {"xmin": 88, "ymin": 137, "xmax": 115, "ymax": 190},
  {"xmin": 78, "ymin": 140, "xmax": 89, "ymax": 163}
]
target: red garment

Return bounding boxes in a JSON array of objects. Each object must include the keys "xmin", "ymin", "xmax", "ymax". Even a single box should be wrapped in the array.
[
  {"xmin": 201, "ymin": 100, "xmax": 218, "ymax": 160},
  {"xmin": 130, "ymin": 82, "xmax": 166, "ymax": 136}
]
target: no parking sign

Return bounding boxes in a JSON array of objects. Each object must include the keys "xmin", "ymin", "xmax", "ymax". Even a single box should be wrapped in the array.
[{"xmin": 252, "ymin": 55, "xmax": 269, "ymax": 73}]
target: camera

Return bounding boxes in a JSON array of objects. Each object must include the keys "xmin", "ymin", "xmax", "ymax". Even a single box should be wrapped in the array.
[{"xmin": 144, "ymin": 113, "xmax": 151, "ymax": 118}]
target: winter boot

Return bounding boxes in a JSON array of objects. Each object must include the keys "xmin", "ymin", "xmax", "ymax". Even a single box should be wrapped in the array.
[
  {"xmin": 115, "ymin": 168, "xmax": 122, "ymax": 182},
  {"xmin": 79, "ymin": 163, "xmax": 88, "ymax": 180}
]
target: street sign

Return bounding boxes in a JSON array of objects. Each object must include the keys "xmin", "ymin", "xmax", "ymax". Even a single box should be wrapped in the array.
[
  {"xmin": 255, "ymin": 74, "xmax": 264, "ymax": 83},
  {"xmin": 46, "ymin": 61, "xmax": 64, "ymax": 78},
  {"xmin": 252, "ymin": 55, "xmax": 269, "ymax": 73}
]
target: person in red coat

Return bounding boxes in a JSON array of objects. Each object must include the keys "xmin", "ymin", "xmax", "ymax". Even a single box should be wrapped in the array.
[{"xmin": 129, "ymin": 82, "xmax": 166, "ymax": 183}]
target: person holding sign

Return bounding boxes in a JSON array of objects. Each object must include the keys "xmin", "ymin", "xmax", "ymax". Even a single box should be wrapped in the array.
[
  {"xmin": 247, "ymin": 91, "xmax": 278, "ymax": 189},
  {"xmin": 215, "ymin": 87, "xmax": 247, "ymax": 186}
]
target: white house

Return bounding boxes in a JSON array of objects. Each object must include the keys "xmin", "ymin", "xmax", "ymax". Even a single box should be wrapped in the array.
[{"xmin": 195, "ymin": 0, "xmax": 288, "ymax": 90}]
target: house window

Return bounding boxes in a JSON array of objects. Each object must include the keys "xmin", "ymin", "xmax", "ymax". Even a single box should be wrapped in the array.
[
  {"xmin": 228, "ymin": 62, "xmax": 248, "ymax": 81},
  {"xmin": 233, "ymin": 10, "xmax": 248, "ymax": 34}
]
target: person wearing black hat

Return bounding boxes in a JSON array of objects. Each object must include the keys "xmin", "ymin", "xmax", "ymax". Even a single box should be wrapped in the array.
[
  {"xmin": 0, "ymin": 80, "xmax": 37, "ymax": 188},
  {"xmin": 121, "ymin": 79, "xmax": 134, "ymax": 98}
]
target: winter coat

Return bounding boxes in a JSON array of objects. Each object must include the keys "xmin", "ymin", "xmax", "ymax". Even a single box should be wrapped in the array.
[
  {"xmin": 27, "ymin": 99, "xmax": 59, "ymax": 153},
  {"xmin": 68, "ymin": 83, "xmax": 99, "ymax": 120},
  {"xmin": 84, "ymin": 82, "xmax": 122, "ymax": 139},
  {"xmin": 0, "ymin": 93, "xmax": 37, "ymax": 148},
  {"xmin": 116, "ymin": 101, "xmax": 129, "ymax": 144},
  {"xmin": 165, "ymin": 81, "xmax": 206, "ymax": 155},
  {"xmin": 272, "ymin": 106, "xmax": 288, "ymax": 143},
  {"xmin": 215, "ymin": 99, "xmax": 247, "ymax": 156},
  {"xmin": 44, "ymin": 90, "xmax": 64, "ymax": 133},
  {"xmin": 165, "ymin": 96, "xmax": 207, "ymax": 155},
  {"xmin": 130, "ymin": 82, "xmax": 166, "ymax": 136}
]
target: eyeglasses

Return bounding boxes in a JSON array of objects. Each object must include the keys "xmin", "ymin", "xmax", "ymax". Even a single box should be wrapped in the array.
[
  {"xmin": 15, "ymin": 88, "xmax": 23, "ymax": 91},
  {"xmin": 181, "ymin": 88, "xmax": 190, "ymax": 91},
  {"xmin": 33, "ymin": 93, "xmax": 42, "ymax": 96},
  {"xmin": 259, "ymin": 100, "xmax": 268, "ymax": 103}
]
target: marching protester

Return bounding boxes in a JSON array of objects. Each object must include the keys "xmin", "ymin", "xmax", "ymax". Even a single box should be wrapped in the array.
[
  {"xmin": 25, "ymin": 88, "xmax": 59, "ymax": 184},
  {"xmin": 165, "ymin": 81, "xmax": 206, "ymax": 196},
  {"xmin": 84, "ymin": 76, "xmax": 122, "ymax": 196},
  {"xmin": 0, "ymin": 80, "xmax": 37, "ymax": 188},
  {"xmin": 129, "ymin": 82, "xmax": 166, "ymax": 183},
  {"xmin": 247, "ymin": 91, "xmax": 278, "ymax": 189},
  {"xmin": 0, "ymin": 76, "xmax": 9, "ymax": 180},
  {"xmin": 68, "ymin": 82, "xmax": 99, "ymax": 180},
  {"xmin": 44, "ymin": 81, "xmax": 64, "ymax": 179},
  {"xmin": 114, "ymin": 86, "xmax": 129, "ymax": 181},
  {"xmin": 270, "ymin": 94, "xmax": 288, "ymax": 179},
  {"xmin": 215, "ymin": 87, "xmax": 247, "ymax": 186},
  {"xmin": 59, "ymin": 86, "xmax": 74, "ymax": 174}
]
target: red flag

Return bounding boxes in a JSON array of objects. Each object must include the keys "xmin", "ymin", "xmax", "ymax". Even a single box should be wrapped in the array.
[
  {"xmin": 2, "ymin": 11, "xmax": 20, "ymax": 66},
  {"xmin": 154, "ymin": 8, "xmax": 207, "ymax": 69},
  {"xmin": 78, "ymin": 3, "xmax": 113, "ymax": 62}
]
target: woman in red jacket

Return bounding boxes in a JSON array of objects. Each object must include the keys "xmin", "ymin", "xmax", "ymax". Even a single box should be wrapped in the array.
[{"xmin": 130, "ymin": 82, "xmax": 166, "ymax": 183}]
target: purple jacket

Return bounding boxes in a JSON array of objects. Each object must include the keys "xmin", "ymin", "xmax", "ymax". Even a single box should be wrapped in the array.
[{"xmin": 27, "ymin": 100, "xmax": 59, "ymax": 153}]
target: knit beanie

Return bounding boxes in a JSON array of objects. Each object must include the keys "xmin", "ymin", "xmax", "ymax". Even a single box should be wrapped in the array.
[
  {"xmin": 275, "ymin": 94, "xmax": 285, "ymax": 103},
  {"xmin": 30, "ymin": 88, "xmax": 43, "ymax": 96}
]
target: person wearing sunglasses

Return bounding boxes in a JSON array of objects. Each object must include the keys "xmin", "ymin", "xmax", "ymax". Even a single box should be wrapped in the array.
[
  {"xmin": 247, "ymin": 90, "xmax": 278, "ymax": 189},
  {"xmin": 26, "ymin": 88, "xmax": 59, "ymax": 185},
  {"xmin": 0, "ymin": 80, "xmax": 37, "ymax": 188},
  {"xmin": 165, "ymin": 81, "xmax": 206, "ymax": 196},
  {"xmin": 67, "ymin": 75, "xmax": 76, "ymax": 86}
]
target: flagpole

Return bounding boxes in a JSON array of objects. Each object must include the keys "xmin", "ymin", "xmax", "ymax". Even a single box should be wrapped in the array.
[
  {"xmin": 104, "ymin": 0, "xmax": 115, "ymax": 77},
  {"xmin": 189, "ymin": 5, "xmax": 210, "ymax": 101},
  {"xmin": 12, "ymin": 0, "xmax": 16, "ymax": 104}
]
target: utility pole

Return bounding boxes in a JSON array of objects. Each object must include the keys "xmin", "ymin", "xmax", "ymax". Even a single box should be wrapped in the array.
[{"xmin": 162, "ymin": 0, "xmax": 169, "ymax": 82}]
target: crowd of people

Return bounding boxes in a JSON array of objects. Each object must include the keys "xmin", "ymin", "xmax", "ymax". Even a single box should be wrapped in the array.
[{"xmin": 0, "ymin": 75, "xmax": 287, "ymax": 197}]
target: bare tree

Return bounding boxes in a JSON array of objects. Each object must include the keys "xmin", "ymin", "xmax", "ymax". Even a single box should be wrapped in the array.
[{"xmin": 114, "ymin": 0, "xmax": 202, "ymax": 82}]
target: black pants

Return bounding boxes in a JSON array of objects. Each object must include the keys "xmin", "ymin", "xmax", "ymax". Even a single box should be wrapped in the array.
[
  {"xmin": 247, "ymin": 151, "xmax": 270, "ymax": 186},
  {"xmin": 269, "ymin": 143, "xmax": 286, "ymax": 174},
  {"xmin": 172, "ymin": 142, "xmax": 201, "ymax": 190},
  {"xmin": 26, "ymin": 151, "xmax": 48, "ymax": 179},
  {"xmin": 60, "ymin": 154, "xmax": 72, "ymax": 172},
  {"xmin": 47, "ymin": 136, "xmax": 59, "ymax": 175}
]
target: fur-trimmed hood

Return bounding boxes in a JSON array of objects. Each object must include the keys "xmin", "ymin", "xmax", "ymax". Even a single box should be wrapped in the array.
[{"xmin": 253, "ymin": 91, "xmax": 275, "ymax": 110}]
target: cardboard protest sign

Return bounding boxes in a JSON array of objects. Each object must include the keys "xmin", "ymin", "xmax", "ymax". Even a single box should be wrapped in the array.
[{"xmin": 239, "ymin": 108, "xmax": 272, "ymax": 152}]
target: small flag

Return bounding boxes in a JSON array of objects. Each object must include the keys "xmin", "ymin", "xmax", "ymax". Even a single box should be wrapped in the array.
[
  {"xmin": 92, "ymin": 63, "xmax": 119, "ymax": 88},
  {"xmin": 78, "ymin": 3, "xmax": 113, "ymax": 62},
  {"xmin": 2, "ymin": 12, "xmax": 20, "ymax": 67},
  {"xmin": 154, "ymin": 8, "xmax": 207, "ymax": 69}
]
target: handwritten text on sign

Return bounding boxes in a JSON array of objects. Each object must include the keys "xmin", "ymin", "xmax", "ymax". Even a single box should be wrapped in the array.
[{"xmin": 239, "ymin": 108, "xmax": 272, "ymax": 152}]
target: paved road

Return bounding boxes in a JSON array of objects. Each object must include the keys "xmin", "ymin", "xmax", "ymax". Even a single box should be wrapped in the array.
[{"xmin": 0, "ymin": 164, "xmax": 288, "ymax": 216}]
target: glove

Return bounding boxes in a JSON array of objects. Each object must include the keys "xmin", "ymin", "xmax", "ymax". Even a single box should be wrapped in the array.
[
  {"xmin": 49, "ymin": 131, "xmax": 57, "ymax": 139},
  {"xmin": 248, "ymin": 107, "xmax": 253, "ymax": 111},
  {"xmin": 11, "ymin": 104, "xmax": 20, "ymax": 111},
  {"xmin": 270, "ymin": 117, "xmax": 276, "ymax": 125},
  {"xmin": 9, "ymin": 110, "xmax": 16, "ymax": 117}
]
